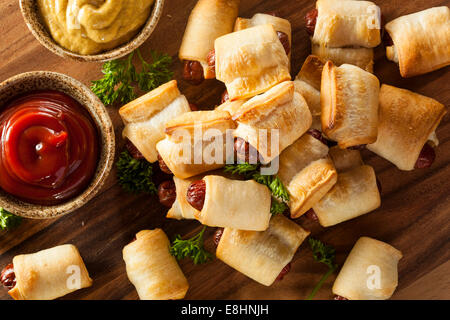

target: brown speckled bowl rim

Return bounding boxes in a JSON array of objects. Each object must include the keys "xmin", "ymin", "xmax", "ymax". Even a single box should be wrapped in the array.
[
  {"xmin": 0, "ymin": 71, "xmax": 115, "ymax": 219},
  {"xmin": 19, "ymin": 0, "xmax": 165, "ymax": 62}
]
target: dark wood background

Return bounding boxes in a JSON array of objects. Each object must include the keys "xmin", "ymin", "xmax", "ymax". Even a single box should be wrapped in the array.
[{"xmin": 0, "ymin": 0, "xmax": 449, "ymax": 300}]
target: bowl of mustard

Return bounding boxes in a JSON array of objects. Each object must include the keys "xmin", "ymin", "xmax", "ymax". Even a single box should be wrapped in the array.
[{"xmin": 19, "ymin": 0, "xmax": 165, "ymax": 62}]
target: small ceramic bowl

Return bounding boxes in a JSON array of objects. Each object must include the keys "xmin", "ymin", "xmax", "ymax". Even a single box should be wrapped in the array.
[
  {"xmin": 20, "ymin": 0, "xmax": 165, "ymax": 62},
  {"xmin": 0, "ymin": 71, "xmax": 115, "ymax": 219}
]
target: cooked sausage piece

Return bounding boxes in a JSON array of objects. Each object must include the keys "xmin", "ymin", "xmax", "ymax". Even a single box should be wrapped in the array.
[
  {"xmin": 277, "ymin": 31, "xmax": 290, "ymax": 55},
  {"xmin": 158, "ymin": 153, "xmax": 173, "ymax": 175},
  {"xmin": 187, "ymin": 180, "xmax": 206, "ymax": 211},
  {"xmin": 275, "ymin": 263, "xmax": 292, "ymax": 281},
  {"xmin": 307, "ymin": 129, "xmax": 329, "ymax": 146},
  {"xmin": 183, "ymin": 60, "xmax": 204, "ymax": 85},
  {"xmin": 213, "ymin": 228, "xmax": 224, "ymax": 246},
  {"xmin": 158, "ymin": 180, "xmax": 176, "ymax": 207},
  {"xmin": 0, "ymin": 263, "xmax": 16, "ymax": 290},
  {"xmin": 305, "ymin": 8, "xmax": 318, "ymax": 36},
  {"xmin": 125, "ymin": 139, "xmax": 145, "ymax": 160},
  {"xmin": 415, "ymin": 143, "xmax": 435, "ymax": 169},
  {"xmin": 234, "ymin": 137, "xmax": 260, "ymax": 164}
]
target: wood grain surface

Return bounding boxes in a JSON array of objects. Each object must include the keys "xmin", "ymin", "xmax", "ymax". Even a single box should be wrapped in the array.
[{"xmin": 0, "ymin": 0, "xmax": 449, "ymax": 300}]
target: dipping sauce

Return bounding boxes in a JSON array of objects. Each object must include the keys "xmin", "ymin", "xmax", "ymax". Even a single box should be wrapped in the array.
[
  {"xmin": 37, "ymin": 0, "xmax": 155, "ymax": 55},
  {"xmin": 0, "ymin": 90, "xmax": 99, "ymax": 205}
]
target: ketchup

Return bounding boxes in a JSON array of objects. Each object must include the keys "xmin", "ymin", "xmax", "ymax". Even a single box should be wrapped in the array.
[{"xmin": 0, "ymin": 90, "xmax": 99, "ymax": 205}]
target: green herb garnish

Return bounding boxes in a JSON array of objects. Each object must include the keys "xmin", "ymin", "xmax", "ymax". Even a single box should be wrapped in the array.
[
  {"xmin": 116, "ymin": 150, "xmax": 157, "ymax": 194},
  {"xmin": 0, "ymin": 208, "xmax": 22, "ymax": 231},
  {"xmin": 224, "ymin": 163, "xmax": 290, "ymax": 214},
  {"xmin": 170, "ymin": 226, "xmax": 213, "ymax": 264},
  {"xmin": 306, "ymin": 238, "xmax": 338, "ymax": 300},
  {"xmin": 91, "ymin": 49, "xmax": 173, "ymax": 105}
]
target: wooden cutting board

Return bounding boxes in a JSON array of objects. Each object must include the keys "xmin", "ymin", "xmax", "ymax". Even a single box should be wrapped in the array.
[{"xmin": 0, "ymin": 0, "xmax": 448, "ymax": 300}]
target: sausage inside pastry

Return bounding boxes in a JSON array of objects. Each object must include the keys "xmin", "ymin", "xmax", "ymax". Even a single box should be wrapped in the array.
[
  {"xmin": 278, "ymin": 134, "xmax": 337, "ymax": 218},
  {"xmin": 179, "ymin": 0, "xmax": 240, "ymax": 83},
  {"xmin": 234, "ymin": 13, "xmax": 292, "ymax": 67},
  {"xmin": 166, "ymin": 176, "xmax": 200, "ymax": 220},
  {"xmin": 321, "ymin": 62, "xmax": 380, "ymax": 148},
  {"xmin": 312, "ymin": 165, "xmax": 381, "ymax": 227},
  {"xmin": 233, "ymin": 81, "xmax": 312, "ymax": 164},
  {"xmin": 2, "ymin": 244, "xmax": 92, "ymax": 300},
  {"xmin": 123, "ymin": 229, "xmax": 189, "ymax": 300},
  {"xmin": 332, "ymin": 237, "xmax": 402, "ymax": 300},
  {"xmin": 119, "ymin": 80, "xmax": 191, "ymax": 163},
  {"xmin": 216, "ymin": 215, "xmax": 310, "ymax": 286},
  {"xmin": 215, "ymin": 24, "xmax": 291, "ymax": 100},
  {"xmin": 187, "ymin": 175, "xmax": 271, "ymax": 231},
  {"xmin": 367, "ymin": 84, "xmax": 446, "ymax": 171},
  {"xmin": 385, "ymin": 6, "xmax": 450, "ymax": 78},
  {"xmin": 311, "ymin": 0, "xmax": 381, "ymax": 48},
  {"xmin": 156, "ymin": 110, "xmax": 236, "ymax": 179}
]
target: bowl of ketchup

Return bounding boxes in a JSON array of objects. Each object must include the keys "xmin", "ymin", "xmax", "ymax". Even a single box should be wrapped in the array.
[{"xmin": 0, "ymin": 71, "xmax": 115, "ymax": 218}]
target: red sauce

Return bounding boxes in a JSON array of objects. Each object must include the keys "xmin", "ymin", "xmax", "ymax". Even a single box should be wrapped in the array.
[{"xmin": 0, "ymin": 90, "xmax": 99, "ymax": 205}]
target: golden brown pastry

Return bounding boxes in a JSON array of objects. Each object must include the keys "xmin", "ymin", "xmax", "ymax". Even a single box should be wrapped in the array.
[
  {"xmin": 294, "ymin": 55, "xmax": 326, "ymax": 118},
  {"xmin": 216, "ymin": 215, "xmax": 310, "ymax": 286},
  {"xmin": 329, "ymin": 145, "xmax": 364, "ymax": 172},
  {"xmin": 179, "ymin": 0, "xmax": 240, "ymax": 79},
  {"xmin": 7, "ymin": 244, "xmax": 92, "ymax": 300},
  {"xmin": 367, "ymin": 84, "xmax": 446, "ymax": 171},
  {"xmin": 321, "ymin": 62, "xmax": 380, "ymax": 148},
  {"xmin": 234, "ymin": 13, "xmax": 292, "ymax": 67},
  {"xmin": 312, "ymin": 0, "xmax": 381, "ymax": 48},
  {"xmin": 333, "ymin": 237, "xmax": 402, "ymax": 300},
  {"xmin": 312, "ymin": 165, "xmax": 381, "ymax": 227},
  {"xmin": 119, "ymin": 80, "xmax": 191, "ymax": 163},
  {"xmin": 385, "ymin": 6, "xmax": 450, "ymax": 78},
  {"xmin": 215, "ymin": 24, "xmax": 291, "ymax": 100},
  {"xmin": 312, "ymin": 44, "xmax": 374, "ymax": 73},
  {"xmin": 123, "ymin": 229, "xmax": 189, "ymax": 300},
  {"xmin": 194, "ymin": 175, "xmax": 271, "ymax": 231},
  {"xmin": 233, "ymin": 81, "xmax": 312, "ymax": 163},
  {"xmin": 156, "ymin": 110, "xmax": 236, "ymax": 179},
  {"xmin": 278, "ymin": 134, "xmax": 337, "ymax": 218}
]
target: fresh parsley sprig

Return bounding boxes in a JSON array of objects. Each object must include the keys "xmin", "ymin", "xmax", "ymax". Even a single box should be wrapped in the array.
[
  {"xmin": 224, "ymin": 163, "xmax": 290, "ymax": 214},
  {"xmin": 306, "ymin": 238, "xmax": 338, "ymax": 300},
  {"xmin": 91, "ymin": 49, "xmax": 173, "ymax": 105},
  {"xmin": 0, "ymin": 208, "xmax": 22, "ymax": 231},
  {"xmin": 170, "ymin": 226, "xmax": 213, "ymax": 264},
  {"xmin": 116, "ymin": 150, "xmax": 157, "ymax": 194}
]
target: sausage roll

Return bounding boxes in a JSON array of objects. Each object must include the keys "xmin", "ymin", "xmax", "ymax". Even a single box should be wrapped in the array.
[
  {"xmin": 321, "ymin": 62, "xmax": 380, "ymax": 148},
  {"xmin": 234, "ymin": 13, "xmax": 292, "ymax": 67},
  {"xmin": 333, "ymin": 237, "xmax": 402, "ymax": 300},
  {"xmin": 312, "ymin": 0, "xmax": 381, "ymax": 48},
  {"xmin": 278, "ymin": 134, "xmax": 337, "ymax": 218},
  {"xmin": 179, "ymin": 0, "xmax": 240, "ymax": 79},
  {"xmin": 216, "ymin": 215, "xmax": 310, "ymax": 286},
  {"xmin": 123, "ymin": 229, "xmax": 189, "ymax": 300},
  {"xmin": 328, "ymin": 146, "xmax": 364, "ymax": 172},
  {"xmin": 312, "ymin": 165, "xmax": 381, "ymax": 227},
  {"xmin": 119, "ymin": 80, "xmax": 191, "ymax": 163},
  {"xmin": 233, "ymin": 81, "xmax": 312, "ymax": 163},
  {"xmin": 367, "ymin": 85, "xmax": 446, "ymax": 171},
  {"xmin": 156, "ymin": 110, "xmax": 236, "ymax": 179},
  {"xmin": 194, "ymin": 175, "xmax": 271, "ymax": 231},
  {"xmin": 167, "ymin": 176, "xmax": 200, "ymax": 220},
  {"xmin": 7, "ymin": 244, "xmax": 92, "ymax": 300},
  {"xmin": 312, "ymin": 44, "xmax": 374, "ymax": 73},
  {"xmin": 215, "ymin": 24, "xmax": 291, "ymax": 101},
  {"xmin": 385, "ymin": 6, "xmax": 450, "ymax": 78}
]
